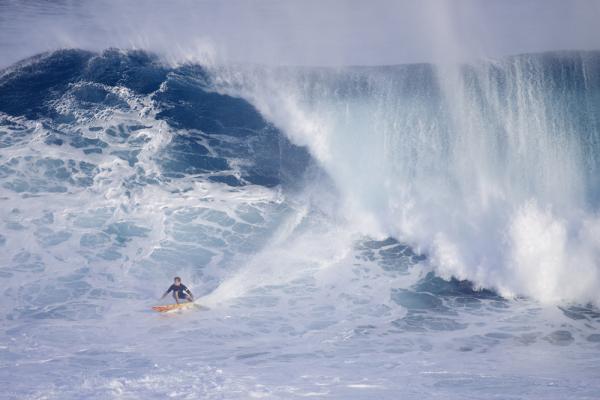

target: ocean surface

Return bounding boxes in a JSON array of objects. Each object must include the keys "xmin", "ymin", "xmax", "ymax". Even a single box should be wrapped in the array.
[{"xmin": 1, "ymin": 49, "xmax": 600, "ymax": 399}]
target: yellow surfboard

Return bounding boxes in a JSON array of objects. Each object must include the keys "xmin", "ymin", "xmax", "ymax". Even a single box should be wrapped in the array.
[{"xmin": 152, "ymin": 303, "xmax": 195, "ymax": 313}]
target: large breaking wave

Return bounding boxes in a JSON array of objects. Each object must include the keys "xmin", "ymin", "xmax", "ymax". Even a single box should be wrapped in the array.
[
  {"xmin": 4, "ymin": 49, "xmax": 600, "ymax": 307},
  {"xmin": 209, "ymin": 52, "xmax": 600, "ymax": 305},
  {"xmin": 2, "ymin": 48, "xmax": 600, "ymax": 398}
]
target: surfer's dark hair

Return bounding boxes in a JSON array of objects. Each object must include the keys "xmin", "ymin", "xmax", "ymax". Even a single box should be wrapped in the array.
[{"xmin": 174, "ymin": 276, "xmax": 181, "ymax": 281}]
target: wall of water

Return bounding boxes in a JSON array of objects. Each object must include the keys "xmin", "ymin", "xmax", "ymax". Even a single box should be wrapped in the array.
[{"xmin": 212, "ymin": 51, "xmax": 600, "ymax": 305}]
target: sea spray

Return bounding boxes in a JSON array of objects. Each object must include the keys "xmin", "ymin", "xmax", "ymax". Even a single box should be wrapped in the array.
[{"xmin": 209, "ymin": 52, "xmax": 600, "ymax": 305}]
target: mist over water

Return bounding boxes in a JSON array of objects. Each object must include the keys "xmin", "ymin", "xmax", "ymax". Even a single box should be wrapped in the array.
[
  {"xmin": 2, "ymin": 0, "xmax": 600, "ymax": 67},
  {"xmin": 2, "ymin": 1, "xmax": 600, "ymax": 399}
]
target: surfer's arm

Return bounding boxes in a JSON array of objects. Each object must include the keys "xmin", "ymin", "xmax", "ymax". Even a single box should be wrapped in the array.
[{"xmin": 186, "ymin": 289, "xmax": 194, "ymax": 301}]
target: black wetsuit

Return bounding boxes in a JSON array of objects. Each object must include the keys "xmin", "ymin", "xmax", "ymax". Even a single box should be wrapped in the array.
[{"xmin": 167, "ymin": 284, "xmax": 190, "ymax": 299}]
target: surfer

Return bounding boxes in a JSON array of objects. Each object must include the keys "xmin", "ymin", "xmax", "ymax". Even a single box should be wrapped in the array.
[{"xmin": 161, "ymin": 277, "xmax": 194, "ymax": 304}]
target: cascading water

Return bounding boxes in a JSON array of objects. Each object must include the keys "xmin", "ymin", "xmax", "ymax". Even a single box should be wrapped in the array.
[{"xmin": 211, "ymin": 51, "xmax": 600, "ymax": 305}]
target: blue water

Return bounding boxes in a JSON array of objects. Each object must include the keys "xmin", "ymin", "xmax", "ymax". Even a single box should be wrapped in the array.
[{"xmin": 1, "ymin": 49, "xmax": 600, "ymax": 399}]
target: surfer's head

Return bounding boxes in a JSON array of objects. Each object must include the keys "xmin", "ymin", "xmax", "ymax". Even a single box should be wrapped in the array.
[{"xmin": 174, "ymin": 276, "xmax": 181, "ymax": 285}]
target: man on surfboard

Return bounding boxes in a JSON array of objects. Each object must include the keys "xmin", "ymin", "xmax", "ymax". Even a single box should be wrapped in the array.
[{"xmin": 161, "ymin": 277, "xmax": 194, "ymax": 304}]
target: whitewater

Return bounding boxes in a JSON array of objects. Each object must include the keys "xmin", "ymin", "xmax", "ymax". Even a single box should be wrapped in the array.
[{"xmin": 1, "ymin": 45, "xmax": 600, "ymax": 400}]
